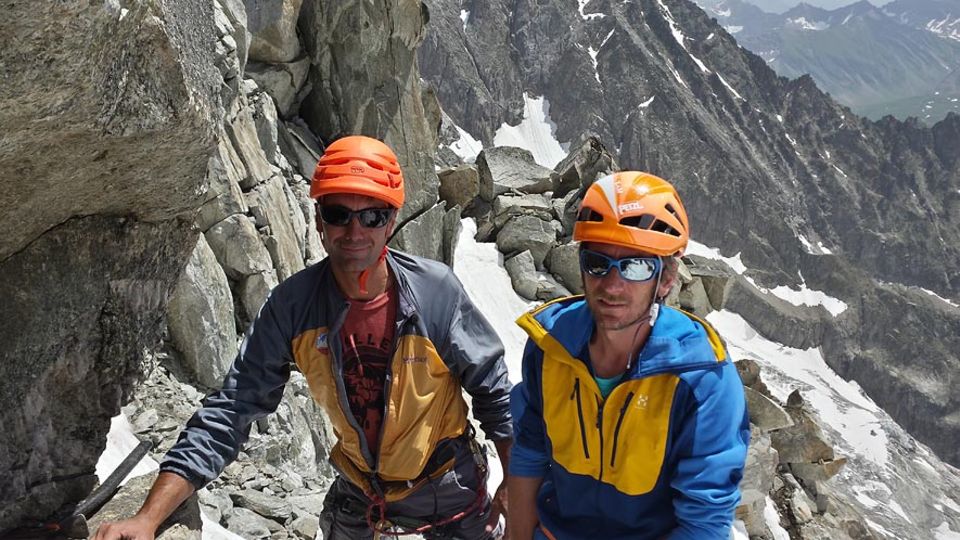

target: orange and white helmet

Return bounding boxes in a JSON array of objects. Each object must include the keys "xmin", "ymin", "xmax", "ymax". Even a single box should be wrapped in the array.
[
  {"xmin": 573, "ymin": 171, "xmax": 689, "ymax": 256},
  {"xmin": 310, "ymin": 135, "xmax": 405, "ymax": 208}
]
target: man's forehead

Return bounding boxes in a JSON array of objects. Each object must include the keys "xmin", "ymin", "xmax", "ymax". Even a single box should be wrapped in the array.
[
  {"xmin": 582, "ymin": 242, "xmax": 655, "ymax": 258},
  {"xmin": 319, "ymin": 193, "xmax": 389, "ymax": 208}
]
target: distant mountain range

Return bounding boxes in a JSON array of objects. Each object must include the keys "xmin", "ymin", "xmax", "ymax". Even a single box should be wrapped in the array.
[
  {"xmin": 694, "ymin": 0, "xmax": 960, "ymax": 121},
  {"xmin": 740, "ymin": 0, "xmax": 887, "ymax": 12}
]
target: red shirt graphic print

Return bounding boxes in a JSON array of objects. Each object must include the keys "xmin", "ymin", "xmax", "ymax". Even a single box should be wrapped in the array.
[{"xmin": 340, "ymin": 283, "xmax": 397, "ymax": 456}]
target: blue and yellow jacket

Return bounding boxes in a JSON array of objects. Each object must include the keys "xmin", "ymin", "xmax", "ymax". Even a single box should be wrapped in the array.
[{"xmin": 510, "ymin": 297, "xmax": 749, "ymax": 540}]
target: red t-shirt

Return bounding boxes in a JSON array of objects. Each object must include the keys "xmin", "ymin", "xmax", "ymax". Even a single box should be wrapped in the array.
[{"xmin": 340, "ymin": 283, "xmax": 397, "ymax": 456}]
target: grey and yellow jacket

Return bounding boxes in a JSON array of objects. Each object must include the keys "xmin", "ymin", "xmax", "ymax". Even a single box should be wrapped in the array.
[{"xmin": 161, "ymin": 249, "xmax": 512, "ymax": 500}]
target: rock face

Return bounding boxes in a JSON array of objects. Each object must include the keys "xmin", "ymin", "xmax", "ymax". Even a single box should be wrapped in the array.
[
  {"xmin": 0, "ymin": 0, "xmax": 219, "ymax": 529},
  {"xmin": 299, "ymin": 0, "xmax": 439, "ymax": 223},
  {"xmin": 419, "ymin": 0, "xmax": 960, "ymax": 469}
]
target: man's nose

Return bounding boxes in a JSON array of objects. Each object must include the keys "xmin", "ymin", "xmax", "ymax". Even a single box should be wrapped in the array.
[
  {"xmin": 598, "ymin": 268, "xmax": 627, "ymax": 291},
  {"xmin": 344, "ymin": 214, "xmax": 365, "ymax": 235}
]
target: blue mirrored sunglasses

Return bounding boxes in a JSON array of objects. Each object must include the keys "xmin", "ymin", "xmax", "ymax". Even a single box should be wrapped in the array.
[{"xmin": 579, "ymin": 249, "xmax": 661, "ymax": 282}]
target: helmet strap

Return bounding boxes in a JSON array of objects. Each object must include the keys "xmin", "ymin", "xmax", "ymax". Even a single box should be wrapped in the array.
[{"xmin": 648, "ymin": 258, "xmax": 665, "ymax": 327}]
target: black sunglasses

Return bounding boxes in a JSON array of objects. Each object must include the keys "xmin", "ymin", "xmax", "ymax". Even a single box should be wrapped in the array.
[
  {"xmin": 579, "ymin": 249, "xmax": 662, "ymax": 282},
  {"xmin": 318, "ymin": 205, "xmax": 394, "ymax": 228}
]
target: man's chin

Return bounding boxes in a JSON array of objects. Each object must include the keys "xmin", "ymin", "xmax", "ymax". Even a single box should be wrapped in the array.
[{"xmin": 330, "ymin": 254, "xmax": 375, "ymax": 272}]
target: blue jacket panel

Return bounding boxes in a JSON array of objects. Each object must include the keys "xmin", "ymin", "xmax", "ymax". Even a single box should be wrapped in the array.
[{"xmin": 510, "ymin": 298, "xmax": 750, "ymax": 540}]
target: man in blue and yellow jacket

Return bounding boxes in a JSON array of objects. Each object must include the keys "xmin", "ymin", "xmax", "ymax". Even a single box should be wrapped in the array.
[{"xmin": 509, "ymin": 172, "xmax": 750, "ymax": 540}]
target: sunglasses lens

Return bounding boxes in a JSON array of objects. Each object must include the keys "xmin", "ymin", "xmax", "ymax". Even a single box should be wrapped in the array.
[
  {"xmin": 580, "ymin": 251, "xmax": 613, "ymax": 277},
  {"xmin": 358, "ymin": 208, "xmax": 392, "ymax": 228},
  {"xmin": 320, "ymin": 205, "xmax": 352, "ymax": 226},
  {"xmin": 620, "ymin": 258, "xmax": 659, "ymax": 282}
]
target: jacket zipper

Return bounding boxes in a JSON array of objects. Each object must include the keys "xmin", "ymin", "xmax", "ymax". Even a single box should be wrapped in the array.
[
  {"xmin": 596, "ymin": 394, "xmax": 605, "ymax": 480},
  {"xmin": 570, "ymin": 378, "xmax": 590, "ymax": 459},
  {"xmin": 330, "ymin": 303, "xmax": 378, "ymax": 468},
  {"xmin": 373, "ymin": 307, "xmax": 411, "ymax": 477},
  {"xmin": 609, "ymin": 391, "xmax": 634, "ymax": 468}
]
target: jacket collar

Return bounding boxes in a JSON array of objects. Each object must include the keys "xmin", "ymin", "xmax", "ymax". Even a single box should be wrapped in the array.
[{"xmin": 517, "ymin": 297, "xmax": 728, "ymax": 377}]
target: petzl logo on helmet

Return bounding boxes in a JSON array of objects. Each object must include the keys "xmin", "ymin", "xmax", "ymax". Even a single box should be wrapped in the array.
[
  {"xmin": 315, "ymin": 333, "xmax": 329, "ymax": 353},
  {"xmin": 618, "ymin": 201, "xmax": 644, "ymax": 213}
]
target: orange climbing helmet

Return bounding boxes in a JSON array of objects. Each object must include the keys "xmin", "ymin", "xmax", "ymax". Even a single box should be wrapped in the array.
[
  {"xmin": 310, "ymin": 135, "xmax": 405, "ymax": 208},
  {"xmin": 573, "ymin": 171, "xmax": 690, "ymax": 256}
]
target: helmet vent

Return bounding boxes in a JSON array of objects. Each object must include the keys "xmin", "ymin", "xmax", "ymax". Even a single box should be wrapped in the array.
[
  {"xmin": 620, "ymin": 214, "xmax": 681, "ymax": 237},
  {"xmin": 577, "ymin": 208, "xmax": 604, "ymax": 222},
  {"xmin": 665, "ymin": 203, "xmax": 681, "ymax": 221}
]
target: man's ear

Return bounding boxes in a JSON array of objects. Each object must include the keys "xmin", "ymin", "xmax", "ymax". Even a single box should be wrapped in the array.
[
  {"xmin": 385, "ymin": 210, "xmax": 399, "ymax": 238},
  {"xmin": 657, "ymin": 258, "xmax": 678, "ymax": 299},
  {"xmin": 314, "ymin": 201, "xmax": 325, "ymax": 239}
]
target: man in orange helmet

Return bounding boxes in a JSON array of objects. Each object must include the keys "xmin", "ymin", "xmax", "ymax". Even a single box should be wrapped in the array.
[
  {"xmin": 508, "ymin": 172, "xmax": 749, "ymax": 539},
  {"xmin": 94, "ymin": 136, "xmax": 512, "ymax": 540}
]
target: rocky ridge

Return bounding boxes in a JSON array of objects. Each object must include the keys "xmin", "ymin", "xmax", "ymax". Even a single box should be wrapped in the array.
[{"xmin": 419, "ymin": 0, "xmax": 960, "ymax": 476}]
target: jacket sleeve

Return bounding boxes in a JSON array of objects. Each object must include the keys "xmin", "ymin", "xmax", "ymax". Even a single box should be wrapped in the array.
[
  {"xmin": 440, "ymin": 273, "xmax": 513, "ymax": 441},
  {"xmin": 160, "ymin": 291, "xmax": 293, "ymax": 488},
  {"xmin": 667, "ymin": 362, "xmax": 751, "ymax": 540},
  {"xmin": 508, "ymin": 339, "xmax": 550, "ymax": 478}
]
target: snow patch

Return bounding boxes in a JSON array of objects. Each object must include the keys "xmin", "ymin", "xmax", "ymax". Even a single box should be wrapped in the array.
[
  {"xmin": 744, "ymin": 273, "xmax": 848, "ymax": 316},
  {"xmin": 640, "ymin": 95, "xmax": 656, "ymax": 108},
  {"xmin": 685, "ymin": 240, "xmax": 747, "ymax": 274},
  {"xmin": 866, "ymin": 518, "xmax": 897, "ymax": 538},
  {"xmin": 933, "ymin": 521, "xmax": 960, "ymax": 540},
  {"xmin": 601, "ymin": 29, "xmax": 616, "ymax": 48},
  {"xmin": 817, "ymin": 241, "xmax": 833, "ymax": 255},
  {"xmin": 785, "ymin": 133, "xmax": 797, "ymax": 146},
  {"xmin": 202, "ymin": 511, "xmax": 247, "ymax": 540},
  {"xmin": 460, "ymin": 9, "xmax": 470, "ymax": 30},
  {"xmin": 578, "ymin": 0, "xmax": 606, "ymax": 20},
  {"xmin": 788, "ymin": 16, "xmax": 829, "ymax": 31},
  {"xmin": 919, "ymin": 288, "xmax": 960, "ymax": 308},
  {"xmin": 776, "ymin": 114, "xmax": 783, "ymax": 123},
  {"xmin": 887, "ymin": 500, "xmax": 913, "ymax": 523},
  {"xmin": 717, "ymin": 73, "xmax": 743, "ymax": 100},
  {"xmin": 587, "ymin": 46, "xmax": 601, "ymax": 83},
  {"xmin": 706, "ymin": 32, "xmax": 715, "ymax": 40},
  {"xmin": 841, "ymin": 12, "xmax": 853, "ymax": 25},
  {"xmin": 493, "ymin": 93, "xmax": 569, "ymax": 168},
  {"xmin": 669, "ymin": 65, "xmax": 689, "ymax": 88},
  {"xmin": 832, "ymin": 164, "xmax": 848, "ymax": 178},
  {"xmin": 95, "ymin": 414, "xmax": 160, "ymax": 487},
  {"xmin": 449, "ymin": 125, "xmax": 483, "ymax": 163},
  {"xmin": 726, "ymin": 25, "xmax": 743, "ymax": 34},
  {"xmin": 656, "ymin": 0, "xmax": 714, "ymax": 75},
  {"xmin": 764, "ymin": 497, "xmax": 792, "ymax": 540},
  {"xmin": 707, "ymin": 311, "xmax": 889, "ymax": 467},
  {"xmin": 454, "ymin": 218, "xmax": 535, "ymax": 384}
]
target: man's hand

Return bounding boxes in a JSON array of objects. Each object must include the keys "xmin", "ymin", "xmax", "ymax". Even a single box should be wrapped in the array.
[
  {"xmin": 486, "ymin": 480, "xmax": 509, "ymax": 539},
  {"xmin": 91, "ymin": 515, "xmax": 157, "ymax": 540},
  {"xmin": 92, "ymin": 472, "xmax": 195, "ymax": 540}
]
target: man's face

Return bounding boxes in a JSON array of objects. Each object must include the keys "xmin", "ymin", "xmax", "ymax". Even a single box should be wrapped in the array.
[
  {"xmin": 316, "ymin": 193, "xmax": 397, "ymax": 272},
  {"xmin": 581, "ymin": 242, "xmax": 673, "ymax": 331}
]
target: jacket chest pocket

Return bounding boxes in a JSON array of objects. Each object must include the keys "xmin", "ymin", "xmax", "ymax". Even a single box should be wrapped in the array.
[
  {"xmin": 542, "ymin": 365, "xmax": 602, "ymax": 479},
  {"xmin": 542, "ymin": 362, "xmax": 679, "ymax": 495},
  {"xmin": 600, "ymin": 374, "xmax": 679, "ymax": 495}
]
